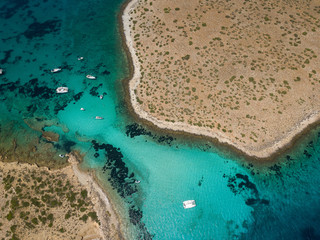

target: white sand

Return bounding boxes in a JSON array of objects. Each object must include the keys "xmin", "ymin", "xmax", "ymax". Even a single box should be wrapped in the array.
[{"xmin": 68, "ymin": 154, "xmax": 124, "ymax": 240}]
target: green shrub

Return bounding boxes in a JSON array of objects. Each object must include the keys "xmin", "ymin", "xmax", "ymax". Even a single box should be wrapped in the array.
[
  {"xmin": 80, "ymin": 214, "xmax": 88, "ymax": 222},
  {"xmin": 65, "ymin": 212, "xmax": 71, "ymax": 219},
  {"xmin": 10, "ymin": 197, "xmax": 19, "ymax": 210},
  {"xmin": 10, "ymin": 225, "xmax": 17, "ymax": 232},
  {"xmin": 182, "ymin": 55, "xmax": 190, "ymax": 60},
  {"xmin": 25, "ymin": 222, "xmax": 35, "ymax": 229},
  {"xmin": 6, "ymin": 211, "xmax": 14, "ymax": 221},
  {"xmin": 88, "ymin": 212, "xmax": 99, "ymax": 223},
  {"xmin": 11, "ymin": 234, "xmax": 20, "ymax": 240},
  {"xmin": 31, "ymin": 218, "xmax": 38, "ymax": 225},
  {"xmin": 80, "ymin": 207, "xmax": 87, "ymax": 212},
  {"xmin": 47, "ymin": 213, "xmax": 54, "ymax": 222}
]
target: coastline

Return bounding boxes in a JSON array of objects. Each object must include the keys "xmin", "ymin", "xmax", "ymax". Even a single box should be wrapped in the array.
[
  {"xmin": 67, "ymin": 152, "xmax": 125, "ymax": 240},
  {"xmin": 120, "ymin": 0, "xmax": 320, "ymax": 161},
  {"xmin": 0, "ymin": 156, "xmax": 124, "ymax": 239}
]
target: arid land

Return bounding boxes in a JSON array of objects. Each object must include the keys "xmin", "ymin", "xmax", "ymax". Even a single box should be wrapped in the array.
[
  {"xmin": 123, "ymin": 0, "xmax": 320, "ymax": 159},
  {"xmin": 0, "ymin": 153, "xmax": 123, "ymax": 240},
  {"xmin": 0, "ymin": 116, "xmax": 127, "ymax": 239}
]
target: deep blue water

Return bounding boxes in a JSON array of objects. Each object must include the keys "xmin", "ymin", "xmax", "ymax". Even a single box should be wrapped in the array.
[{"xmin": 1, "ymin": 0, "xmax": 320, "ymax": 239}]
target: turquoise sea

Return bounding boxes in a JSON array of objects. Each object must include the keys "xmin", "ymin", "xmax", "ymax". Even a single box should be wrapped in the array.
[{"xmin": 1, "ymin": 0, "xmax": 320, "ymax": 239}]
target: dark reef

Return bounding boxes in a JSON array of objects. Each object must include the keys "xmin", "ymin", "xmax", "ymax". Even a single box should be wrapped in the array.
[
  {"xmin": 126, "ymin": 123, "xmax": 175, "ymax": 146},
  {"xmin": 23, "ymin": 20, "xmax": 61, "ymax": 39},
  {"xmin": 90, "ymin": 84, "xmax": 103, "ymax": 97},
  {"xmin": 225, "ymin": 173, "xmax": 269, "ymax": 207},
  {"xmin": 91, "ymin": 140, "xmax": 154, "ymax": 239},
  {"xmin": 93, "ymin": 140, "xmax": 137, "ymax": 198},
  {"xmin": 0, "ymin": 77, "xmax": 83, "ymax": 117},
  {"xmin": 1, "ymin": 49, "xmax": 13, "ymax": 64},
  {"xmin": 1, "ymin": 0, "xmax": 30, "ymax": 19}
]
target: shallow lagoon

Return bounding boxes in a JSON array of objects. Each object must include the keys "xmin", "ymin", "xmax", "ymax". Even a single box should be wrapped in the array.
[{"xmin": 1, "ymin": 0, "xmax": 320, "ymax": 239}]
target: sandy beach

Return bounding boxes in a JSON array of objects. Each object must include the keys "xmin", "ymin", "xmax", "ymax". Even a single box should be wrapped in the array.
[
  {"xmin": 122, "ymin": 0, "xmax": 320, "ymax": 160},
  {"xmin": 68, "ymin": 152, "xmax": 125, "ymax": 240}
]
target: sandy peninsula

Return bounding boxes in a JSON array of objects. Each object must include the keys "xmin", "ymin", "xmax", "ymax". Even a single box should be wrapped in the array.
[
  {"xmin": 122, "ymin": 0, "xmax": 320, "ymax": 159},
  {"xmin": 0, "ymin": 152, "xmax": 124, "ymax": 240}
]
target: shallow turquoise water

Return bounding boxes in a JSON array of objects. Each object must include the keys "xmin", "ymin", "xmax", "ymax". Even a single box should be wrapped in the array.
[{"xmin": 1, "ymin": 0, "xmax": 320, "ymax": 239}]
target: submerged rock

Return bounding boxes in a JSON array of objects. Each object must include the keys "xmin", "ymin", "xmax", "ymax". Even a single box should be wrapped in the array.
[{"xmin": 42, "ymin": 131, "xmax": 59, "ymax": 142}]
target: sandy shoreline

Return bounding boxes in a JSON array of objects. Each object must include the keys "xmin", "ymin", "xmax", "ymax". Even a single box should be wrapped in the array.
[
  {"xmin": 67, "ymin": 153, "xmax": 125, "ymax": 240},
  {"xmin": 121, "ymin": 0, "xmax": 320, "ymax": 160}
]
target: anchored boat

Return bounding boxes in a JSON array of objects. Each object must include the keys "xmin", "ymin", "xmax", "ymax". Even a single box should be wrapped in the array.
[
  {"xmin": 183, "ymin": 200, "xmax": 196, "ymax": 209},
  {"xmin": 95, "ymin": 116, "xmax": 103, "ymax": 120},
  {"xmin": 86, "ymin": 75, "xmax": 96, "ymax": 79},
  {"xmin": 51, "ymin": 68, "xmax": 61, "ymax": 73},
  {"xmin": 56, "ymin": 87, "xmax": 68, "ymax": 93}
]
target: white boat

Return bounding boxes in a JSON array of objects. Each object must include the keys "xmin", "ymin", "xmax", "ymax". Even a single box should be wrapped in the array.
[
  {"xmin": 135, "ymin": 180, "xmax": 141, "ymax": 184},
  {"xmin": 78, "ymin": 57, "xmax": 84, "ymax": 61},
  {"xmin": 99, "ymin": 95, "xmax": 103, "ymax": 99},
  {"xmin": 95, "ymin": 116, "xmax": 103, "ymax": 120},
  {"xmin": 59, "ymin": 154, "xmax": 65, "ymax": 158},
  {"xmin": 183, "ymin": 200, "xmax": 196, "ymax": 209},
  {"xmin": 56, "ymin": 87, "xmax": 68, "ymax": 93},
  {"xmin": 86, "ymin": 75, "xmax": 96, "ymax": 79},
  {"xmin": 51, "ymin": 68, "xmax": 61, "ymax": 73},
  {"xmin": 80, "ymin": 107, "xmax": 85, "ymax": 111},
  {"xmin": 0, "ymin": 69, "xmax": 3, "ymax": 75}
]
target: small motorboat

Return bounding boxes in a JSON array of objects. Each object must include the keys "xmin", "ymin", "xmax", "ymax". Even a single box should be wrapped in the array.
[
  {"xmin": 99, "ymin": 95, "xmax": 103, "ymax": 99},
  {"xmin": 183, "ymin": 200, "xmax": 196, "ymax": 209},
  {"xmin": 80, "ymin": 107, "xmax": 85, "ymax": 111},
  {"xmin": 59, "ymin": 154, "xmax": 65, "ymax": 158},
  {"xmin": 51, "ymin": 68, "xmax": 61, "ymax": 73},
  {"xmin": 78, "ymin": 56, "xmax": 84, "ymax": 61},
  {"xmin": 56, "ymin": 87, "xmax": 68, "ymax": 93},
  {"xmin": 86, "ymin": 75, "xmax": 96, "ymax": 79},
  {"xmin": 95, "ymin": 116, "xmax": 103, "ymax": 120},
  {"xmin": 135, "ymin": 180, "xmax": 141, "ymax": 184},
  {"xmin": 0, "ymin": 68, "xmax": 3, "ymax": 75}
]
